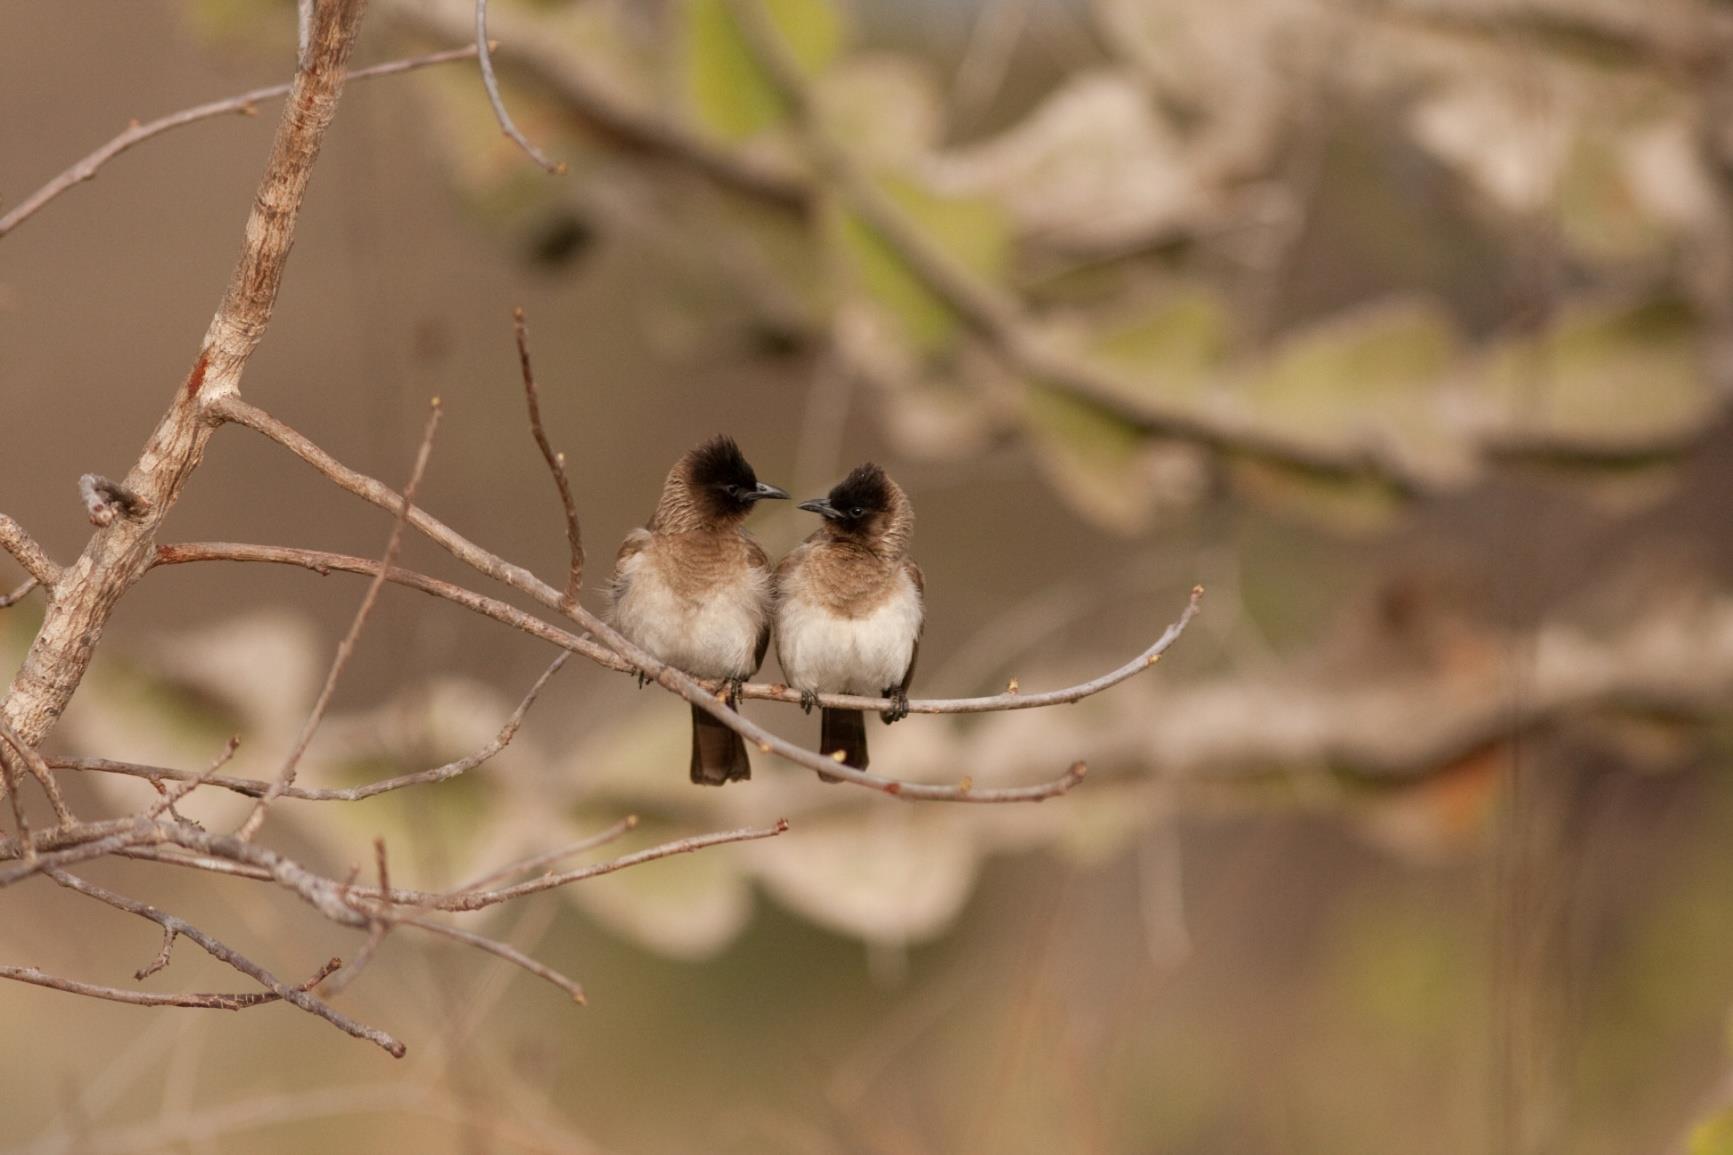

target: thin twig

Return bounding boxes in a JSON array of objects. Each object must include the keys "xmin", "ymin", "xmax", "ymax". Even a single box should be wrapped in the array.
[
  {"xmin": 475, "ymin": 0, "xmax": 565, "ymax": 174},
  {"xmin": 395, "ymin": 913, "xmax": 586, "ymax": 1002},
  {"xmin": 236, "ymin": 399, "xmax": 443, "ymax": 842},
  {"xmin": 0, "ymin": 746, "xmax": 33, "ymax": 862},
  {"xmin": 385, "ymin": 821, "xmax": 790, "ymax": 913},
  {"xmin": 0, "ymin": 578, "xmax": 40, "ymax": 608},
  {"xmin": 320, "ymin": 839, "xmax": 394, "ymax": 997},
  {"xmin": 0, "ymin": 46, "xmax": 482, "ymax": 240},
  {"xmin": 0, "ymin": 958, "xmax": 340, "ymax": 1011},
  {"xmin": 44, "ymin": 869, "xmax": 404, "ymax": 1056},
  {"xmin": 0, "ymin": 718, "xmax": 75, "ymax": 826},
  {"xmin": 456, "ymin": 816, "xmax": 638, "ymax": 893},
  {"xmin": 513, "ymin": 307, "xmax": 584, "ymax": 605},
  {"xmin": 57, "ymin": 653, "xmax": 566, "ymax": 803},
  {"xmin": 379, "ymin": 0, "xmax": 805, "ymax": 207},
  {"xmin": 0, "ymin": 515, "xmax": 61, "ymax": 589}
]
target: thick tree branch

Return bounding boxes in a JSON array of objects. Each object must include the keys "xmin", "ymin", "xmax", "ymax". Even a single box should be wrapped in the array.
[{"xmin": 1, "ymin": 0, "xmax": 370, "ymax": 751}]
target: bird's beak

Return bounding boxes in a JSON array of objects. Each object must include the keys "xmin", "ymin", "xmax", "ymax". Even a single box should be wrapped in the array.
[
  {"xmin": 749, "ymin": 482, "xmax": 789, "ymax": 502},
  {"xmin": 798, "ymin": 497, "xmax": 842, "ymax": 520}
]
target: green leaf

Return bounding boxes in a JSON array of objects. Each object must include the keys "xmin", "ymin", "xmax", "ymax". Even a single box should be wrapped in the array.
[
  {"xmin": 1475, "ymin": 295, "xmax": 1715, "ymax": 448},
  {"xmin": 1088, "ymin": 285, "xmax": 1228, "ymax": 392},
  {"xmin": 826, "ymin": 179, "xmax": 1010, "ymax": 353},
  {"xmin": 684, "ymin": 0, "xmax": 841, "ymax": 142},
  {"xmin": 1022, "ymin": 386, "xmax": 1157, "ymax": 534}
]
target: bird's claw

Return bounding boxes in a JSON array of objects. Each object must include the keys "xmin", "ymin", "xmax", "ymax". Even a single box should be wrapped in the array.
[
  {"xmin": 726, "ymin": 676, "xmax": 746, "ymax": 709},
  {"xmin": 881, "ymin": 686, "xmax": 910, "ymax": 724},
  {"xmin": 798, "ymin": 689, "xmax": 817, "ymax": 715},
  {"xmin": 636, "ymin": 669, "xmax": 652, "ymax": 689}
]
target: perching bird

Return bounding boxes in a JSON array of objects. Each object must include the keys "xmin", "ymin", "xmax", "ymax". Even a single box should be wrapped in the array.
[
  {"xmin": 775, "ymin": 463, "xmax": 924, "ymax": 777},
  {"xmin": 608, "ymin": 436, "xmax": 787, "ymax": 785}
]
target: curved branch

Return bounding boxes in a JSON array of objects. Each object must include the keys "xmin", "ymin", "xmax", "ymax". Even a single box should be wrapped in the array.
[
  {"xmin": 151, "ymin": 542, "xmax": 1202, "ymax": 718},
  {"xmin": 475, "ymin": 0, "xmax": 564, "ymax": 173},
  {"xmin": 0, "ymin": 46, "xmax": 481, "ymax": 240}
]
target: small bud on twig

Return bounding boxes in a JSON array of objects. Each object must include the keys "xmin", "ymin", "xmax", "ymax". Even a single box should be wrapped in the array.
[{"xmin": 80, "ymin": 474, "xmax": 149, "ymax": 527}]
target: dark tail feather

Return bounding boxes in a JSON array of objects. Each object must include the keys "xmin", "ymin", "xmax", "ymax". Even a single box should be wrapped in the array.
[
  {"xmin": 690, "ymin": 704, "xmax": 750, "ymax": 786},
  {"xmin": 819, "ymin": 708, "xmax": 868, "ymax": 781}
]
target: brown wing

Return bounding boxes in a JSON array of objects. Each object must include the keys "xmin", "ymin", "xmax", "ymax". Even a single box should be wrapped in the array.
[
  {"xmin": 608, "ymin": 527, "xmax": 652, "ymax": 612},
  {"xmin": 746, "ymin": 532, "xmax": 774, "ymax": 673},
  {"xmin": 899, "ymin": 559, "xmax": 925, "ymax": 694}
]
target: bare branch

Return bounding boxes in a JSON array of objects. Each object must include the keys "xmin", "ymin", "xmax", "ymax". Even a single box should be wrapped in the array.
[
  {"xmin": 475, "ymin": 0, "xmax": 565, "ymax": 174},
  {"xmin": 394, "ymin": 913, "xmax": 586, "ymax": 1002},
  {"xmin": 382, "ymin": 821, "xmax": 790, "ymax": 913},
  {"xmin": 236, "ymin": 399, "xmax": 442, "ymax": 841},
  {"xmin": 54, "ymin": 653, "xmax": 567, "ymax": 803},
  {"xmin": 44, "ymin": 869, "xmax": 405, "ymax": 1056},
  {"xmin": 0, "ymin": 579, "xmax": 40, "ymax": 609},
  {"xmin": 0, "ymin": 45, "xmax": 481, "ymax": 240},
  {"xmin": 0, "ymin": 958, "xmax": 340, "ymax": 1011},
  {"xmin": 379, "ymin": 0, "xmax": 806, "ymax": 208},
  {"xmin": 1, "ymin": 0, "xmax": 370, "ymax": 751},
  {"xmin": 0, "ymin": 718, "xmax": 75, "ymax": 827},
  {"xmin": 513, "ymin": 307, "xmax": 584, "ymax": 605},
  {"xmin": 456, "ymin": 815, "xmax": 638, "ymax": 893},
  {"xmin": 0, "ymin": 516, "xmax": 61, "ymax": 589}
]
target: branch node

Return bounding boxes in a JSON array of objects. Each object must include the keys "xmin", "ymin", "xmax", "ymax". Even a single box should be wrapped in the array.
[{"xmin": 79, "ymin": 473, "xmax": 150, "ymax": 527}]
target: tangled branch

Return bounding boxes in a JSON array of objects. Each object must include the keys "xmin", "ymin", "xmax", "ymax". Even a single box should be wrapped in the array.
[{"xmin": 0, "ymin": 0, "xmax": 1201, "ymax": 1052}]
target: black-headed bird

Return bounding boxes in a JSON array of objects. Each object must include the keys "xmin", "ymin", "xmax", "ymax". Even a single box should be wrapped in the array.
[
  {"xmin": 609, "ymin": 436, "xmax": 786, "ymax": 785},
  {"xmin": 775, "ymin": 463, "xmax": 924, "ymax": 776}
]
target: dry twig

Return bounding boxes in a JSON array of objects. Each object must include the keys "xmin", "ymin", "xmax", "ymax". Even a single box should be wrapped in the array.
[
  {"xmin": 475, "ymin": 0, "xmax": 565, "ymax": 173},
  {"xmin": 513, "ymin": 307, "xmax": 584, "ymax": 604},
  {"xmin": 0, "ymin": 46, "xmax": 481, "ymax": 240}
]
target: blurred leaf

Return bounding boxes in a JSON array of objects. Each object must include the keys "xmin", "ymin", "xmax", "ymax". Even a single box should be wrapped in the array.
[
  {"xmin": 1229, "ymin": 460, "xmax": 1406, "ymax": 534},
  {"xmin": 1692, "ymin": 1110, "xmax": 1733, "ymax": 1155},
  {"xmin": 826, "ymin": 178, "xmax": 1010, "ymax": 353},
  {"xmin": 1557, "ymin": 131, "xmax": 1665, "ymax": 264},
  {"xmin": 1023, "ymin": 387, "xmax": 1160, "ymax": 535},
  {"xmin": 1475, "ymin": 295, "xmax": 1714, "ymax": 447},
  {"xmin": 925, "ymin": 70, "xmax": 1204, "ymax": 256},
  {"xmin": 1242, "ymin": 298, "xmax": 1457, "ymax": 430},
  {"xmin": 683, "ymin": 0, "xmax": 841, "ymax": 142},
  {"xmin": 815, "ymin": 55, "xmax": 941, "ymax": 169},
  {"xmin": 567, "ymin": 823, "xmax": 755, "ymax": 958},
  {"xmin": 754, "ymin": 811, "xmax": 978, "ymax": 943},
  {"xmin": 1087, "ymin": 285, "xmax": 1228, "ymax": 390}
]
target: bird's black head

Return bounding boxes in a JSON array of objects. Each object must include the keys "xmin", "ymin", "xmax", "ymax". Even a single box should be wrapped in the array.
[
  {"xmin": 799, "ymin": 462, "xmax": 901, "ymax": 540},
  {"xmin": 684, "ymin": 435, "xmax": 787, "ymax": 520}
]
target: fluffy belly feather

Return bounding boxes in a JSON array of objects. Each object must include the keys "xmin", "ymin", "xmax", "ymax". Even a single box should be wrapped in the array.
[
  {"xmin": 777, "ymin": 590, "xmax": 921, "ymax": 694},
  {"xmin": 612, "ymin": 563, "xmax": 766, "ymax": 679}
]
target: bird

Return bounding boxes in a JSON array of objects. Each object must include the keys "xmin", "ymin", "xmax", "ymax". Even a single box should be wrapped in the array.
[
  {"xmin": 774, "ymin": 463, "xmax": 924, "ymax": 777},
  {"xmin": 608, "ymin": 436, "xmax": 787, "ymax": 785}
]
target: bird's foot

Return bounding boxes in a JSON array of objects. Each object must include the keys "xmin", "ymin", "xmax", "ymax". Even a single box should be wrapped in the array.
[
  {"xmin": 798, "ymin": 688, "xmax": 818, "ymax": 715},
  {"xmin": 881, "ymin": 686, "xmax": 910, "ymax": 724},
  {"xmin": 725, "ymin": 676, "xmax": 746, "ymax": 710},
  {"xmin": 636, "ymin": 669, "xmax": 652, "ymax": 689}
]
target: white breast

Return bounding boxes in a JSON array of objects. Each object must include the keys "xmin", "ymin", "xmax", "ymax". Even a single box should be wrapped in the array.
[
  {"xmin": 611, "ymin": 545, "xmax": 769, "ymax": 679},
  {"xmin": 776, "ymin": 569, "xmax": 922, "ymax": 695}
]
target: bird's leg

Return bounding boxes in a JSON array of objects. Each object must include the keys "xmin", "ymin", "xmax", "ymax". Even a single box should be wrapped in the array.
[
  {"xmin": 725, "ymin": 676, "xmax": 746, "ymax": 710},
  {"xmin": 881, "ymin": 686, "xmax": 910, "ymax": 724},
  {"xmin": 637, "ymin": 669, "xmax": 652, "ymax": 689},
  {"xmin": 799, "ymin": 689, "xmax": 818, "ymax": 715}
]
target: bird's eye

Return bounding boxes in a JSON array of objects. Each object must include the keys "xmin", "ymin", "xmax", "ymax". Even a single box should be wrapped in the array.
[{"xmin": 850, "ymin": 506, "xmax": 865, "ymax": 518}]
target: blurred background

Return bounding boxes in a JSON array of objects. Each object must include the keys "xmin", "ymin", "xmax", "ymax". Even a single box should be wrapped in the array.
[{"xmin": 4, "ymin": 0, "xmax": 1733, "ymax": 1151}]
